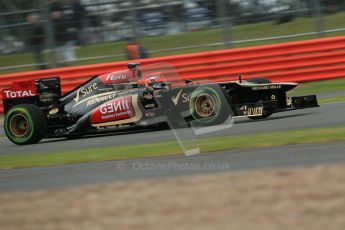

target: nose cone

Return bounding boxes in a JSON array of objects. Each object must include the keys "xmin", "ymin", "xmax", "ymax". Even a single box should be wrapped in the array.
[{"xmin": 281, "ymin": 82, "xmax": 298, "ymax": 92}]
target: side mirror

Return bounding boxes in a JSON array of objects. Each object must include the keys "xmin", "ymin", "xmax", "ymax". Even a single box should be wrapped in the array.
[{"xmin": 127, "ymin": 62, "xmax": 140, "ymax": 70}]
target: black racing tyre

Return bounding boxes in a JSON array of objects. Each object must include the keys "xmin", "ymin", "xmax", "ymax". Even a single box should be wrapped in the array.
[
  {"xmin": 247, "ymin": 77, "xmax": 272, "ymax": 84},
  {"xmin": 190, "ymin": 86, "xmax": 231, "ymax": 126},
  {"xmin": 4, "ymin": 104, "xmax": 47, "ymax": 145}
]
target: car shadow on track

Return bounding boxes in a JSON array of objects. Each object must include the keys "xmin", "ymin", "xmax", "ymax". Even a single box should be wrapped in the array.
[
  {"xmin": 40, "ymin": 112, "xmax": 316, "ymax": 144},
  {"xmin": 41, "ymin": 128, "xmax": 164, "ymax": 144}
]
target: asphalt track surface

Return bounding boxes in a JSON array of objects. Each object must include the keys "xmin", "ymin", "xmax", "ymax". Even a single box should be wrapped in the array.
[
  {"xmin": 1, "ymin": 101, "xmax": 345, "ymax": 155},
  {"xmin": 0, "ymin": 141, "xmax": 345, "ymax": 192},
  {"xmin": 0, "ymin": 100, "xmax": 345, "ymax": 192}
]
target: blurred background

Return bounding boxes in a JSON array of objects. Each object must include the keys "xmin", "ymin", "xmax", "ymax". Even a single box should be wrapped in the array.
[{"xmin": 0, "ymin": 0, "xmax": 344, "ymax": 73}]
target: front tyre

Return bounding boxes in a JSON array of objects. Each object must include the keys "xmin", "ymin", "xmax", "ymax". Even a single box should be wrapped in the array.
[
  {"xmin": 190, "ymin": 87, "xmax": 231, "ymax": 126},
  {"xmin": 4, "ymin": 104, "xmax": 47, "ymax": 145}
]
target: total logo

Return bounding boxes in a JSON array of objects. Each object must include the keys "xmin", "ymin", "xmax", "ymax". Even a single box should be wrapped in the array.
[{"xmin": 3, "ymin": 90, "xmax": 35, "ymax": 99}]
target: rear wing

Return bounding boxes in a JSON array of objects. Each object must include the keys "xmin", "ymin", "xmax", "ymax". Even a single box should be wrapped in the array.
[{"xmin": 2, "ymin": 77, "xmax": 61, "ymax": 114}]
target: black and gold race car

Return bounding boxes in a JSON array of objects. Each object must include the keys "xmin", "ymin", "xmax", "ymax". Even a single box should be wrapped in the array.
[{"xmin": 2, "ymin": 62, "xmax": 318, "ymax": 145}]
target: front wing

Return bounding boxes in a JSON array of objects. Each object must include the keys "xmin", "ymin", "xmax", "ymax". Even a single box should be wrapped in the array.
[{"xmin": 233, "ymin": 94, "xmax": 319, "ymax": 117}]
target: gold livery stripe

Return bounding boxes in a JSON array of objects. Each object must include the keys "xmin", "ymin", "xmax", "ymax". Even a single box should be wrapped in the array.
[{"xmin": 72, "ymin": 91, "xmax": 120, "ymax": 108}]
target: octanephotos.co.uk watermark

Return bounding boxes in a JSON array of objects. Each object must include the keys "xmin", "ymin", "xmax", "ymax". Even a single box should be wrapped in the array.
[{"xmin": 115, "ymin": 160, "xmax": 231, "ymax": 171}]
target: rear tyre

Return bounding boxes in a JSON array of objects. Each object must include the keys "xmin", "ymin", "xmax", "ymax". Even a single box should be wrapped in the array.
[
  {"xmin": 247, "ymin": 77, "xmax": 273, "ymax": 119},
  {"xmin": 4, "ymin": 104, "xmax": 47, "ymax": 145},
  {"xmin": 190, "ymin": 87, "xmax": 231, "ymax": 126}
]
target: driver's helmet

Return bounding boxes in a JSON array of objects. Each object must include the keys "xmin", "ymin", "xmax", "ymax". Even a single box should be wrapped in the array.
[{"xmin": 145, "ymin": 76, "xmax": 160, "ymax": 89}]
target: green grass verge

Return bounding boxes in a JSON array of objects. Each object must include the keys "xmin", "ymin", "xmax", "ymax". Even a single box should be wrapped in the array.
[
  {"xmin": 1, "ymin": 126, "xmax": 345, "ymax": 169},
  {"xmin": 287, "ymin": 78, "xmax": 345, "ymax": 104},
  {"xmin": 1, "ymin": 12, "xmax": 345, "ymax": 74},
  {"xmin": 318, "ymin": 96, "xmax": 345, "ymax": 104},
  {"xmin": 288, "ymin": 78, "xmax": 345, "ymax": 96}
]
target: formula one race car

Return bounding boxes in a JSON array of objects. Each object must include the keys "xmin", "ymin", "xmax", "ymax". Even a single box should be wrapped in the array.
[{"xmin": 2, "ymin": 62, "xmax": 318, "ymax": 145}]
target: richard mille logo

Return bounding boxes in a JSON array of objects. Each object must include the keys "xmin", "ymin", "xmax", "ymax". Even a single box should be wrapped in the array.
[{"xmin": 172, "ymin": 89, "xmax": 183, "ymax": 105}]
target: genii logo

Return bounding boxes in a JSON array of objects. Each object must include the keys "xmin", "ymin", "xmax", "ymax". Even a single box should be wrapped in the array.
[{"xmin": 90, "ymin": 96, "xmax": 135, "ymax": 124}]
